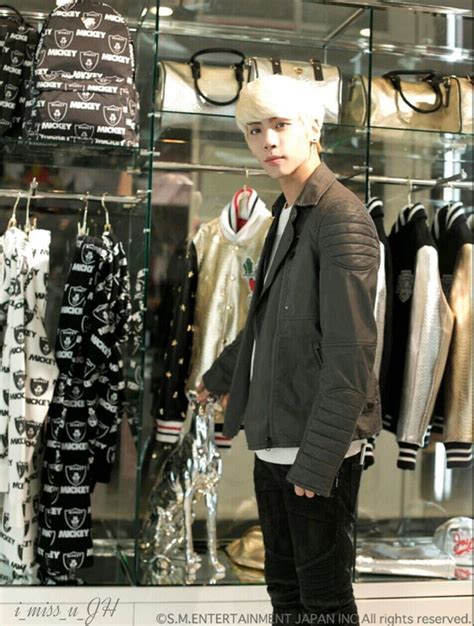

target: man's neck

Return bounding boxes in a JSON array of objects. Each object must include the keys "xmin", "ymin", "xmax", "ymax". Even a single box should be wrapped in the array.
[{"xmin": 279, "ymin": 156, "xmax": 321, "ymax": 206}]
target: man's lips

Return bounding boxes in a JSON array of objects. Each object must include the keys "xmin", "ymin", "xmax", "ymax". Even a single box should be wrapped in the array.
[{"xmin": 265, "ymin": 156, "xmax": 284, "ymax": 164}]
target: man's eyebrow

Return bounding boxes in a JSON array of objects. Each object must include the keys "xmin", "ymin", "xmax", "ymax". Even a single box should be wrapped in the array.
[{"xmin": 247, "ymin": 121, "xmax": 262, "ymax": 126}]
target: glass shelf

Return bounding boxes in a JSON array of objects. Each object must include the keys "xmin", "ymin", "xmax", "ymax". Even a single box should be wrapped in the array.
[{"xmin": 0, "ymin": 137, "xmax": 148, "ymax": 172}]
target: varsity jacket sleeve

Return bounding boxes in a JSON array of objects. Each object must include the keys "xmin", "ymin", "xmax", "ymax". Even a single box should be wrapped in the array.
[
  {"xmin": 202, "ymin": 330, "xmax": 243, "ymax": 395},
  {"xmin": 286, "ymin": 206, "xmax": 379, "ymax": 497},
  {"xmin": 155, "ymin": 240, "xmax": 198, "ymax": 444},
  {"xmin": 396, "ymin": 246, "xmax": 454, "ymax": 469}
]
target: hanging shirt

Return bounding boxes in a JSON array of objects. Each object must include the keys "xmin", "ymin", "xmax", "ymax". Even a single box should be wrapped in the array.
[
  {"xmin": 155, "ymin": 193, "xmax": 271, "ymax": 447},
  {"xmin": 0, "ymin": 228, "xmax": 58, "ymax": 582},
  {"xmin": 37, "ymin": 233, "xmax": 130, "ymax": 581}
]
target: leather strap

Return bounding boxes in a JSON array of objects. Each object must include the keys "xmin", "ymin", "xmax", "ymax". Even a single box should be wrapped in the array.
[
  {"xmin": 310, "ymin": 58, "xmax": 324, "ymax": 81},
  {"xmin": 271, "ymin": 58, "xmax": 282, "ymax": 74},
  {"xmin": 189, "ymin": 48, "xmax": 246, "ymax": 106},
  {"xmin": 383, "ymin": 70, "xmax": 446, "ymax": 114},
  {"xmin": 0, "ymin": 5, "xmax": 24, "ymax": 22}
]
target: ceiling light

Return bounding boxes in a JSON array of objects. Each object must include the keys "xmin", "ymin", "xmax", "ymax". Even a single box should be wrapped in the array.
[
  {"xmin": 149, "ymin": 6, "xmax": 174, "ymax": 17},
  {"xmin": 359, "ymin": 28, "xmax": 371, "ymax": 38}
]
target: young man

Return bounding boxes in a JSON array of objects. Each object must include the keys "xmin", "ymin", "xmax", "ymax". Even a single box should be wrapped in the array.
[{"xmin": 197, "ymin": 75, "xmax": 381, "ymax": 625}]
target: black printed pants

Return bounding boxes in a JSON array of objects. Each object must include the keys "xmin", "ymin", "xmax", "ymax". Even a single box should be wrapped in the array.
[{"xmin": 253, "ymin": 453, "xmax": 362, "ymax": 626}]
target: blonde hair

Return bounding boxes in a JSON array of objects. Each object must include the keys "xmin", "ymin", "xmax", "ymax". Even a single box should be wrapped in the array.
[{"xmin": 235, "ymin": 74, "xmax": 325, "ymax": 153}]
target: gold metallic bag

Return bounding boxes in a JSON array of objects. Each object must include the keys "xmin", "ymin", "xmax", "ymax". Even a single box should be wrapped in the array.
[{"xmin": 344, "ymin": 71, "xmax": 473, "ymax": 134}]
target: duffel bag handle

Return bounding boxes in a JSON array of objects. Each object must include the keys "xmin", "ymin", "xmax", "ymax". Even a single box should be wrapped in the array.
[
  {"xmin": 0, "ymin": 5, "xmax": 24, "ymax": 22},
  {"xmin": 383, "ymin": 70, "xmax": 446, "ymax": 114},
  {"xmin": 189, "ymin": 48, "xmax": 247, "ymax": 106}
]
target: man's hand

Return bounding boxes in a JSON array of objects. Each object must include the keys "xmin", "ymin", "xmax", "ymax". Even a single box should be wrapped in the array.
[
  {"xmin": 196, "ymin": 381, "xmax": 210, "ymax": 404},
  {"xmin": 196, "ymin": 381, "xmax": 229, "ymax": 410},
  {"xmin": 294, "ymin": 485, "xmax": 316, "ymax": 498}
]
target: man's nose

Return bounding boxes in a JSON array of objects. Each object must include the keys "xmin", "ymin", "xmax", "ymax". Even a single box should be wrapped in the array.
[{"xmin": 263, "ymin": 129, "xmax": 277, "ymax": 150}]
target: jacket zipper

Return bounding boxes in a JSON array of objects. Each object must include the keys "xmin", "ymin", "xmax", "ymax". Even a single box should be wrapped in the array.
[{"xmin": 267, "ymin": 259, "xmax": 293, "ymax": 450}]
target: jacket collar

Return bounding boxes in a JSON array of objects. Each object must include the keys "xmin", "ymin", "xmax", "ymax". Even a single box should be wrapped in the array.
[{"xmin": 271, "ymin": 161, "xmax": 336, "ymax": 218}]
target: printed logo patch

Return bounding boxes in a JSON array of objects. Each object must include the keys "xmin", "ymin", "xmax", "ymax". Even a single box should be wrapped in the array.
[
  {"xmin": 103, "ymin": 105, "xmax": 122, "ymax": 127},
  {"xmin": 66, "ymin": 420, "xmax": 86, "ymax": 443},
  {"xmin": 93, "ymin": 303, "xmax": 110, "ymax": 324},
  {"xmin": 108, "ymin": 34, "xmax": 127, "ymax": 55},
  {"xmin": 242, "ymin": 257, "xmax": 257, "ymax": 293},
  {"xmin": 4, "ymin": 84, "xmax": 19, "ymax": 102},
  {"xmin": 63, "ymin": 551, "xmax": 85, "ymax": 572},
  {"xmin": 70, "ymin": 380, "xmax": 84, "ymax": 400},
  {"xmin": 33, "ymin": 495, "xmax": 40, "ymax": 514},
  {"xmin": 65, "ymin": 464, "xmax": 87, "ymax": 486},
  {"xmin": 49, "ymin": 486, "xmax": 60, "ymax": 505},
  {"xmin": 96, "ymin": 421, "xmax": 110, "ymax": 439},
  {"xmin": 47, "ymin": 101, "xmax": 68, "ymax": 122},
  {"xmin": 40, "ymin": 336, "xmax": 50, "ymax": 356},
  {"xmin": 54, "ymin": 29, "xmax": 74, "ymax": 49},
  {"xmin": 26, "ymin": 44, "xmax": 36, "ymax": 60},
  {"xmin": 81, "ymin": 11, "xmax": 102, "ymax": 30},
  {"xmin": 25, "ymin": 421, "xmax": 41, "ymax": 441},
  {"xmin": 107, "ymin": 388, "xmax": 118, "ymax": 405},
  {"xmin": 80, "ymin": 50, "xmax": 99, "ymax": 71},
  {"xmin": 24, "ymin": 308, "xmax": 35, "ymax": 326},
  {"xmin": 68, "ymin": 286, "xmax": 87, "ymax": 307},
  {"xmin": 13, "ymin": 372, "xmax": 25, "ymax": 391},
  {"xmin": 50, "ymin": 417, "xmax": 63, "ymax": 440},
  {"xmin": 10, "ymin": 50, "xmax": 24, "ymax": 67},
  {"xmin": 3, "ymin": 512, "xmax": 11, "ymax": 533},
  {"xmin": 14, "ymin": 418, "xmax": 25, "ymax": 436},
  {"xmin": 65, "ymin": 508, "xmax": 87, "ymax": 530},
  {"xmin": 36, "ymin": 49, "xmax": 46, "ymax": 67},
  {"xmin": 77, "ymin": 91, "xmax": 95, "ymax": 102},
  {"xmin": 81, "ymin": 245, "xmax": 95, "ymax": 265},
  {"xmin": 14, "ymin": 326, "xmax": 25, "ymax": 345},
  {"xmin": 30, "ymin": 378, "xmax": 49, "ymax": 397},
  {"xmin": 16, "ymin": 462, "xmax": 28, "ymax": 479},
  {"xmin": 74, "ymin": 123, "xmax": 95, "ymax": 139},
  {"xmin": 396, "ymin": 270, "xmax": 414, "ymax": 303},
  {"xmin": 59, "ymin": 329, "xmax": 77, "ymax": 351}
]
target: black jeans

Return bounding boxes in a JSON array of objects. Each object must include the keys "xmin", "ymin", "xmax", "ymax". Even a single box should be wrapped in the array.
[{"xmin": 254, "ymin": 452, "xmax": 362, "ymax": 626}]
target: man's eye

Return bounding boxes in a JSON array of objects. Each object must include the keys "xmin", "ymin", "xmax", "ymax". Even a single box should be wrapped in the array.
[
  {"xmin": 249, "ymin": 128, "xmax": 260, "ymax": 135},
  {"xmin": 276, "ymin": 122, "xmax": 290, "ymax": 129}
]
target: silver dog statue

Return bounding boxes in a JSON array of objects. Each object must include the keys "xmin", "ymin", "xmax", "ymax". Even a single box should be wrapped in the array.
[{"xmin": 141, "ymin": 392, "xmax": 225, "ymax": 580}]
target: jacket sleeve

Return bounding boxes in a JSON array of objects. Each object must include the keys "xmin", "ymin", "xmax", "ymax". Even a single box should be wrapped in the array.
[
  {"xmin": 286, "ymin": 206, "xmax": 379, "ymax": 497},
  {"xmin": 396, "ymin": 246, "xmax": 454, "ymax": 470},
  {"xmin": 202, "ymin": 330, "xmax": 243, "ymax": 395}
]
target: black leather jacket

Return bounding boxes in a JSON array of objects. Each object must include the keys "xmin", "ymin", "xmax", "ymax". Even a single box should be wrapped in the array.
[{"xmin": 203, "ymin": 162, "xmax": 381, "ymax": 496}]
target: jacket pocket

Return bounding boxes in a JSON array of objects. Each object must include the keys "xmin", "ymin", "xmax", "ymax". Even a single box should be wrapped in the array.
[{"xmin": 313, "ymin": 341, "xmax": 323, "ymax": 366}]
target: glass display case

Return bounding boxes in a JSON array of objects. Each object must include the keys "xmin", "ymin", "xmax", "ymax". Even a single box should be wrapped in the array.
[
  {"xmin": 0, "ymin": 0, "xmax": 471, "ymax": 594},
  {"xmin": 135, "ymin": 0, "xmax": 472, "ymax": 590},
  {"xmin": 0, "ymin": 0, "xmax": 159, "ymax": 585}
]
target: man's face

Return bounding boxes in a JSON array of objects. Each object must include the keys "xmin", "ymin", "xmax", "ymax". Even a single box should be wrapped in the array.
[{"xmin": 245, "ymin": 117, "xmax": 312, "ymax": 179}]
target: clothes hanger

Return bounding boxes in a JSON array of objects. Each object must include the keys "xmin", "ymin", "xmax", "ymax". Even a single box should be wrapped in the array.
[
  {"xmin": 77, "ymin": 192, "xmax": 90, "ymax": 236},
  {"xmin": 407, "ymin": 179, "xmax": 413, "ymax": 207},
  {"xmin": 23, "ymin": 177, "xmax": 38, "ymax": 235},
  {"xmin": 237, "ymin": 168, "xmax": 252, "ymax": 218},
  {"xmin": 101, "ymin": 193, "xmax": 112, "ymax": 234},
  {"xmin": 6, "ymin": 193, "xmax": 21, "ymax": 230}
]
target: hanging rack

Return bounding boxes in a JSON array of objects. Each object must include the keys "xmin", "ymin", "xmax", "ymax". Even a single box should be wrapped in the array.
[
  {"xmin": 0, "ymin": 188, "xmax": 146, "ymax": 206},
  {"xmin": 151, "ymin": 160, "xmax": 473, "ymax": 190}
]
